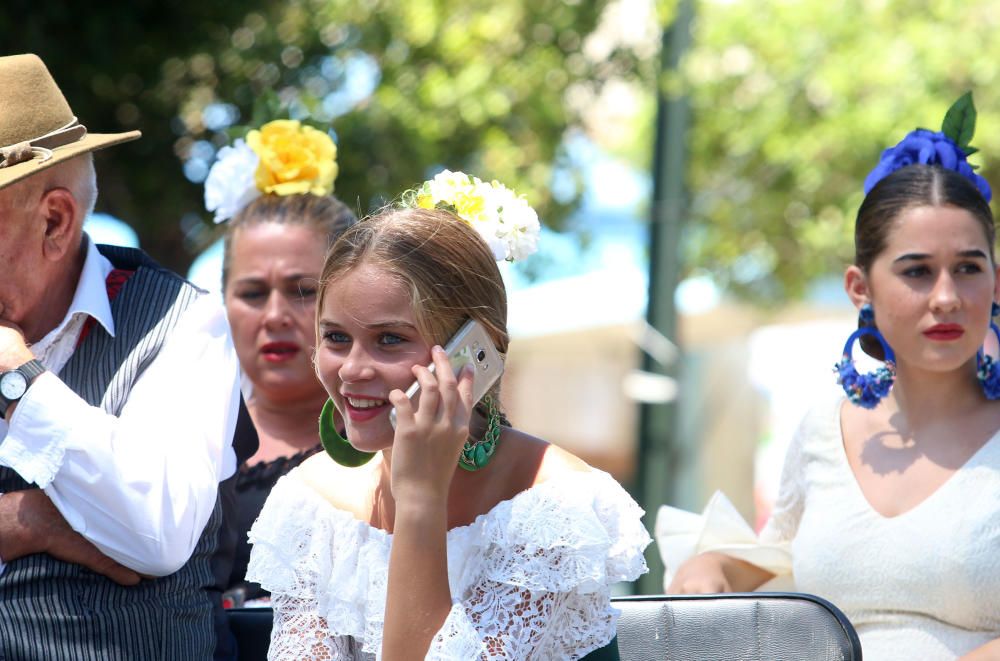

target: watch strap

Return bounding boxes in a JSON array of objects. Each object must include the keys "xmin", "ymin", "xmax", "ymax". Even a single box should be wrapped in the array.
[
  {"xmin": 17, "ymin": 359, "xmax": 46, "ymax": 384},
  {"xmin": 0, "ymin": 359, "xmax": 46, "ymax": 420}
]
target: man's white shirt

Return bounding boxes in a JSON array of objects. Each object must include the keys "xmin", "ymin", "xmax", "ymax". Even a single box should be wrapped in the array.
[{"xmin": 0, "ymin": 235, "xmax": 240, "ymax": 575}]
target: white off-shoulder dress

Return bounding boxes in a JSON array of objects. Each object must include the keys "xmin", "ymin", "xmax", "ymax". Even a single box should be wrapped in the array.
[
  {"xmin": 247, "ymin": 460, "xmax": 650, "ymax": 660},
  {"xmin": 657, "ymin": 394, "xmax": 1000, "ymax": 661}
]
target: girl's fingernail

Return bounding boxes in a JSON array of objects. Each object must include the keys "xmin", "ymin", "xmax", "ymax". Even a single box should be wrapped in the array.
[{"xmin": 433, "ymin": 345, "xmax": 445, "ymax": 354}]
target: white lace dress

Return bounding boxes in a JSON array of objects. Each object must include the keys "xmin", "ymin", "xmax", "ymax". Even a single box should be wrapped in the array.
[{"xmin": 246, "ymin": 465, "xmax": 650, "ymax": 660}]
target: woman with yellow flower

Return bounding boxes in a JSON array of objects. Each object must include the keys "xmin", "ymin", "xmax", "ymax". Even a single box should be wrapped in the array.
[
  {"xmin": 203, "ymin": 120, "xmax": 356, "ymax": 613},
  {"xmin": 245, "ymin": 171, "xmax": 649, "ymax": 660}
]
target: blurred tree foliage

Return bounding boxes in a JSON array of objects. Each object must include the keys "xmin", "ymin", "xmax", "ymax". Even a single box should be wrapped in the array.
[
  {"xmin": 1, "ymin": 0, "xmax": 252, "ymax": 270},
  {"xmin": 670, "ymin": 0, "xmax": 1000, "ymax": 302},
  {"xmin": 17, "ymin": 0, "xmax": 996, "ymax": 303},
  {"xmin": 1, "ymin": 0, "xmax": 656, "ymax": 273}
]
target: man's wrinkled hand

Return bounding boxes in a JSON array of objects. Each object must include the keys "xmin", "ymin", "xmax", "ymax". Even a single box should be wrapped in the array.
[
  {"xmin": 0, "ymin": 321, "xmax": 34, "ymax": 371},
  {"xmin": 0, "ymin": 491, "xmax": 140, "ymax": 586}
]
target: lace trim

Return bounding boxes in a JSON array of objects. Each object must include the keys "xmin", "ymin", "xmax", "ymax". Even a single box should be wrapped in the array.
[
  {"xmin": 237, "ymin": 444, "xmax": 322, "ymax": 489},
  {"xmin": 248, "ymin": 469, "xmax": 650, "ymax": 659}
]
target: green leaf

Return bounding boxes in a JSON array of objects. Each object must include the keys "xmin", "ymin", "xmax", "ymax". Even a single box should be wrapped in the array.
[
  {"xmin": 964, "ymin": 146, "xmax": 980, "ymax": 156},
  {"xmin": 941, "ymin": 91, "xmax": 977, "ymax": 148}
]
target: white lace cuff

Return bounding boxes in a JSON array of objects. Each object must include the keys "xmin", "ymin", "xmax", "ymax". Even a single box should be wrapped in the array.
[{"xmin": 655, "ymin": 490, "xmax": 793, "ymax": 590}]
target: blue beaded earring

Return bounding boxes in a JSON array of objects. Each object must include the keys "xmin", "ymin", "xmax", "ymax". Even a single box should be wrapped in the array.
[
  {"xmin": 834, "ymin": 304, "xmax": 896, "ymax": 409},
  {"xmin": 976, "ymin": 302, "xmax": 1000, "ymax": 399}
]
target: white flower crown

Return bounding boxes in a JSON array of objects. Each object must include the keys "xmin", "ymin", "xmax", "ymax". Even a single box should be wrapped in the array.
[
  {"xmin": 204, "ymin": 119, "xmax": 338, "ymax": 223},
  {"xmin": 407, "ymin": 170, "xmax": 540, "ymax": 262}
]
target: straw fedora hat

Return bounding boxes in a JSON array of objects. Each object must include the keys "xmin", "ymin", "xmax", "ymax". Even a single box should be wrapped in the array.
[{"xmin": 0, "ymin": 53, "xmax": 141, "ymax": 190}]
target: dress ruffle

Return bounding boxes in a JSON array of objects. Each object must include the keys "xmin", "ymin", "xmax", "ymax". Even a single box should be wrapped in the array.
[
  {"xmin": 248, "ymin": 468, "xmax": 650, "ymax": 659},
  {"xmin": 451, "ymin": 470, "xmax": 650, "ymax": 594},
  {"xmin": 655, "ymin": 490, "xmax": 793, "ymax": 591}
]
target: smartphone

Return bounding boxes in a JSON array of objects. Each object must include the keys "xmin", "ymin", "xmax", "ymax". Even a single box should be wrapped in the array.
[{"xmin": 389, "ymin": 319, "xmax": 505, "ymax": 428}]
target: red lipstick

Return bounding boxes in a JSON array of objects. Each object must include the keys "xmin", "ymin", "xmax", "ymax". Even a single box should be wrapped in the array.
[
  {"xmin": 923, "ymin": 324, "xmax": 964, "ymax": 341},
  {"xmin": 260, "ymin": 341, "xmax": 300, "ymax": 362}
]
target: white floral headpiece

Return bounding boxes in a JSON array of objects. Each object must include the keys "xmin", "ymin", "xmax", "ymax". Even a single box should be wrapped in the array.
[
  {"xmin": 204, "ymin": 119, "xmax": 338, "ymax": 223},
  {"xmin": 407, "ymin": 170, "xmax": 541, "ymax": 262}
]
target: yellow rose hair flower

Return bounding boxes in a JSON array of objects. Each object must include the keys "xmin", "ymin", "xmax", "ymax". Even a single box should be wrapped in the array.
[
  {"xmin": 247, "ymin": 120, "xmax": 338, "ymax": 196},
  {"xmin": 204, "ymin": 118, "xmax": 340, "ymax": 223},
  {"xmin": 405, "ymin": 169, "xmax": 540, "ymax": 262}
]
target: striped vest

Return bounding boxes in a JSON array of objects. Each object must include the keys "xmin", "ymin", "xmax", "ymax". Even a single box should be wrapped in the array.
[{"xmin": 0, "ymin": 245, "xmax": 221, "ymax": 661}]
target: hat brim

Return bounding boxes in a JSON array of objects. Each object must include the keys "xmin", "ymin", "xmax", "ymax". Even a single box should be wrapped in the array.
[{"xmin": 0, "ymin": 130, "xmax": 141, "ymax": 191}]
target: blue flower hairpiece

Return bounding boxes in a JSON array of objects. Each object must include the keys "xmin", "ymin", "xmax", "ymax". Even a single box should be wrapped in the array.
[{"xmin": 863, "ymin": 92, "xmax": 992, "ymax": 202}]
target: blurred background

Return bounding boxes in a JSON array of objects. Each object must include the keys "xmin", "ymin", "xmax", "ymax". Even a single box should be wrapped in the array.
[{"xmin": 7, "ymin": 0, "xmax": 1000, "ymax": 592}]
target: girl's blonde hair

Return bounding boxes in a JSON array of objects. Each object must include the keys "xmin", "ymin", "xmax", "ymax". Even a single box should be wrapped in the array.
[{"xmin": 318, "ymin": 207, "xmax": 509, "ymax": 398}]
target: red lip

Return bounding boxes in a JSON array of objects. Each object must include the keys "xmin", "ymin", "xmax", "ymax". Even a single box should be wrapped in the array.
[
  {"xmin": 923, "ymin": 324, "xmax": 964, "ymax": 341},
  {"xmin": 341, "ymin": 393, "xmax": 390, "ymax": 422},
  {"xmin": 260, "ymin": 341, "xmax": 300, "ymax": 363}
]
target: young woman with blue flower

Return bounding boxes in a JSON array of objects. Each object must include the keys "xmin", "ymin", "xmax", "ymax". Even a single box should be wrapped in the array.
[{"xmin": 660, "ymin": 94, "xmax": 1000, "ymax": 661}]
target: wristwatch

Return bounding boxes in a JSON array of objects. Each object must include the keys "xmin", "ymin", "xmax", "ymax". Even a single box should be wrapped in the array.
[{"xmin": 0, "ymin": 359, "xmax": 46, "ymax": 420}]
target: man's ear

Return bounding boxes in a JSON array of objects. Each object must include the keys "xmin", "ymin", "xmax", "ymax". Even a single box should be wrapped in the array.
[
  {"xmin": 844, "ymin": 265, "xmax": 870, "ymax": 309},
  {"xmin": 39, "ymin": 188, "xmax": 80, "ymax": 262}
]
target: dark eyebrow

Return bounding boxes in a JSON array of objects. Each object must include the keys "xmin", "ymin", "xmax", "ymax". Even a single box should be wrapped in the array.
[
  {"xmin": 957, "ymin": 249, "xmax": 990, "ymax": 260},
  {"xmin": 231, "ymin": 273, "xmax": 316, "ymax": 285},
  {"xmin": 893, "ymin": 249, "xmax": 990, "ymax": 263}
]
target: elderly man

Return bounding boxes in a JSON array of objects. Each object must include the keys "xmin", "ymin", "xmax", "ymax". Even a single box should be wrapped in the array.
[{"xmin": 0, "ymin": 53, "xmax": 241, "ymax": 660}]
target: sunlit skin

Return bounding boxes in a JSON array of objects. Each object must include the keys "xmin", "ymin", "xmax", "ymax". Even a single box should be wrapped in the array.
[
  {"xmin": 224, "ymin": 222, "xmax": 333, "ymax": 464},
  {"xmin": 311, "ymin": 260, "xmax": 581, "ymax": 661},
  {"xmin": 314, "ymin": 262, "xmax": 440, "ymax": 454},
  {"xmin": 224, "ymin": 222, "xmax": 328, "ymax": 404},
  {"xmin": 0, "ymin": 183, "xmax": 83, "ymax": 345},
  {"xmin": 847, "ymin": 205, "xmax": 1000, "ymax": 380},
  {"xmin": 840, "ymin": 204, "xmax": 1000, "ymax": 519}
]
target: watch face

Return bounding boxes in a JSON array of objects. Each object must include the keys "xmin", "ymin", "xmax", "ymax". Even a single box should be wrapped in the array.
[{"xmin": 0, "ymin": 371, "xmax": 28, "ymax": 400}]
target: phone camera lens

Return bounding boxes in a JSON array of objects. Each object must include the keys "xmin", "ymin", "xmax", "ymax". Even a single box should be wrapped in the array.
[{"xmin": 476, "ymin": 349, "xmax": 487, "ymax": 362}]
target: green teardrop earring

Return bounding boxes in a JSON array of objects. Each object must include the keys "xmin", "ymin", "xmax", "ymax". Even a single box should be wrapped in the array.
[
  {"xmin": 457, "ymin": 395, "xmax": 502, "ymax": 472},
  {"xmin": 319, "ymin": 399, "xmax": 375, "ymax": 467}
]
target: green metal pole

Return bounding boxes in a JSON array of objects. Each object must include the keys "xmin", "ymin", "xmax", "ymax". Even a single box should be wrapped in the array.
[{"xmin": 635, "ymin": 0, "xmax": 694, "ymax": 596}]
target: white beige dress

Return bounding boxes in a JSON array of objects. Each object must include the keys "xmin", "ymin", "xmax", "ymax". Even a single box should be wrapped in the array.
[
  {"xmin": 247, "ymin": 460, "xmax": 650, "ymax": 660},
  {"xmin": 658, "ymin": 394, "xmax": 1000, "ymax": 661}
]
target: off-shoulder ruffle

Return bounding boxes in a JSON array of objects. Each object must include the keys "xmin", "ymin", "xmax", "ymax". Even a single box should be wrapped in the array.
[
  {"xmin": 451, "ymin": 470, "xmax": 650, "ymax": 594},
  {"xmin": 247, "ymin": 468, "xmax": 650, "ymax": 653}
]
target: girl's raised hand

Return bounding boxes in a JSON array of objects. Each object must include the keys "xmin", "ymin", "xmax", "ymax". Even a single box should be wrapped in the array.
[{"xmin": 387, "ymin": 345, "xmax": 475, "ymax": 503}]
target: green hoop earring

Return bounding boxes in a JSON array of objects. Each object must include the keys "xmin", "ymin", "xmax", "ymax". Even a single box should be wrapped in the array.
[
  {"xmin": 458, "ymin": 395, "xmax": 502, "ymax": 472},
  {"xmin": 319, "ymin": 399, "xmax": 374, "ymax": 467}
]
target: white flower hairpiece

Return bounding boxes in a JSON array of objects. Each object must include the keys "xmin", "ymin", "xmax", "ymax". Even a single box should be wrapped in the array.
[
  {"xmin": 409, "ymin": 170, "xmax": 541, "ymax": 262},
  {"xmin": 204, "ymin": 119, "xmax": 338, "ymax": 223},
  {"xmin": 204, "ymin": 139, "xmax": 260, "ymax": 223}
]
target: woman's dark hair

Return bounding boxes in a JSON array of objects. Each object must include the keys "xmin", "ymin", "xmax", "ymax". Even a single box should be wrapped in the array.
[
  {"xmin": 855, "ymin": 164, "xmax": 995, "ymax": 358},
  {"xmin": 221, "ymin": 193, "xmax": 357, "ymax": 290}
]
